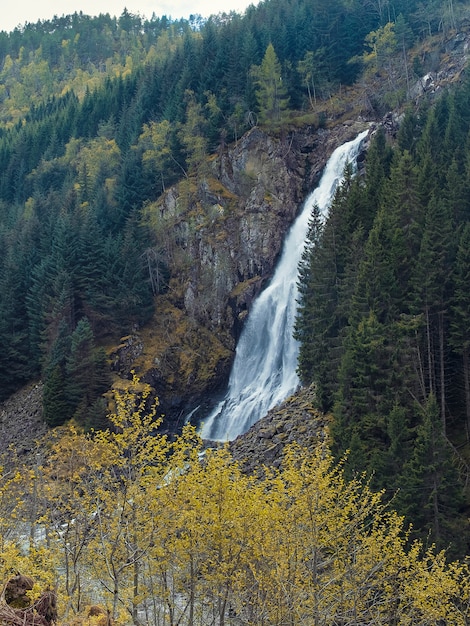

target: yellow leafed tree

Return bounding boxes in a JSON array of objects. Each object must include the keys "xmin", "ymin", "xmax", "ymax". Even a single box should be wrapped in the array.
[{"xmin": 2, "ymin": 378, "xmax": 469, "ymax": 626}]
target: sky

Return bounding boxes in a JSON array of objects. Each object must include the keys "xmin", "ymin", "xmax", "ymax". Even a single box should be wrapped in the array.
[{"xmin": 2, "ymin": 0, "xmax": 259, "ymax": 33}]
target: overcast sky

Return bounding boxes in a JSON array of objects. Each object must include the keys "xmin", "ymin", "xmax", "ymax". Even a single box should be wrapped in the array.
[{"xmin": 2, "ymin": 0, "xmax": 259, "ymax": 33}]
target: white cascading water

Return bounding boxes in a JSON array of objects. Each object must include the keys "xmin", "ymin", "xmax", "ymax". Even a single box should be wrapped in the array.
[{"xmin": 200, "ymin": 130, "xmax": 369, "ymax": 441}]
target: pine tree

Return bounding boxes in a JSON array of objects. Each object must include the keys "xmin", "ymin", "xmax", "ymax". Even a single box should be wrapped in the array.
[
  {"xmin": 0, "ymin": 225, "xmax": 37, "ymax": 398},
  {"xmin": 332, "ymin": 310, "xmax": 392, "ymax": 484},
  {"xmin": 398, "ymin": 394, "xmax": 466, "ymax": 556},
  {"xmin": 411, "ymin": 196, "xmax": 454, "ymax": 429},
  {"xmin": 43, "ymin": 364, "xmax": 71, "ymax": 427},
  {"xmin": 65, "ymin": 318, "xmax": 96, "ymax": 413},
  {"xmin": 350, "ymin": 206, "xmax": 403, "ymax": 325},
  {"xmin": 177, "ymin": 89, "xmax": 208, "ymax": 177},
  {"xmin": 251, "ymin": 43, "xmax": 290, "ymax": 130},
  {"xmin": 294, "ymin": 203, "xmax": 323, "ymax": 385},
  {"xmin": 362, "ymin": 127, "xmax": 392, "ymax": 228},
  {"xmin": 449, "ymin": 223, "xmax": 470, "ymax": 441},
  {"xmin": 381, "ymin": 149, "xmax": 425, "ymax": 287}
]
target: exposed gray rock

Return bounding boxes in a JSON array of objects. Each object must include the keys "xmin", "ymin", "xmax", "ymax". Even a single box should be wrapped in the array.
[
  {"xmin": 136, "ymin": 122, "xmax": 370, "ymax": 421},
  {"xmin": 0, "ymin": 383, "xmax": 47, "ymax": 461},
  {"xmin": 110, "ymin": 334, "xmax": 144, "ymax": 375},
  {"xmin": 228, "ymin": 386, "xmax": 329, "ymax": 474}
]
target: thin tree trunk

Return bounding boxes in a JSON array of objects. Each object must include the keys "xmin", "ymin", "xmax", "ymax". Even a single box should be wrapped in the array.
[
  {"xmin": 463, "ymin": 346, "xmax": 470, "ymax": 442},
  {"xmin": 439, "ymin": 310, "xmax": 446, "ymax": 433},
  {"xmin": 130, "ymin": 503, "xmax": 144, "ymax": 625},
  {"xmin": 432, "ymin": 473, "xmax": 440, "ymax": 542},
  {"xmin": 189, "ymin": 557, "xmax": 194, "ymax": 626},
  {"xmin": 425, "ymin": 305, "xmax": 434, "ymax": 396},
  {"xmin": 402, "ymin": 40, "xmax": 410, "ymax": 98}
]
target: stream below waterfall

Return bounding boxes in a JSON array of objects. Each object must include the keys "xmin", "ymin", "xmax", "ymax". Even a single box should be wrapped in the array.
[{"xmin": 200, "ymin": 130, "xmax": 369, "ymax": 441}]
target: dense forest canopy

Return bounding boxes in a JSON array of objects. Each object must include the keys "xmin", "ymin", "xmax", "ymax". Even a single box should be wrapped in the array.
[
  {"xmin": 294, "ymin": 79, "xmax": 470, "ymax": 556},
  {"xmin": 0, "ymin": 0, "xmax": 469, "ymax": 567},
  {"xmin": 0, "ymin": 0, "xmax": 467, "ymax": 425}
]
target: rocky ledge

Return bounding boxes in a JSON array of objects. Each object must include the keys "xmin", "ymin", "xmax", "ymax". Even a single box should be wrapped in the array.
[
  {"xmin": 112, "ymin": 120, "xmax": 371, "ymax": 424},
  {"xmin": 228, "ymin": 386, "xmax": 329, "ymax": 473}
]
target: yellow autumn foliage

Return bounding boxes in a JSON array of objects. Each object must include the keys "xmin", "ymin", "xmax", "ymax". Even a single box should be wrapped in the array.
[{"xmin": 1, "ymin": 380, "xmax": 469, "ymax": 625}]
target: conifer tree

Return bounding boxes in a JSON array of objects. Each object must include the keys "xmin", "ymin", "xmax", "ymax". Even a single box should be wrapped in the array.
[
  {"xmin": 251, "ymin": 43, "xmax": 290, "ymax": 130},
  {"xmin": 362, "ymin": 127, "xmax": 392, "ymax": 227},
  {"xmin": 398, "ymin": 394, "xmax": 466, "ymax": 556},
  {"xmin": 65, "ymin": 317, "xmax": 110, "ymax": 426},
  {"xmin": 177, "ymin": 89, "xmax": 209, "ymax": 177},
  {"xmin": 332, "ymin": 310, "xmax": 392, "ymax": 484},
  {"xmin": 411, "ymin": 196, "xmax": 454, "ymax": 428},
  {"xmin": 381, "ymin": 149, "xmax": 425, "ymax": 290},
  {"xmin": 294, "ymin": 169, "xmax": 369, "ymax": 410},
  {"xmin": 445, "ymin": 156, "xmax": 470, "ymax": 224},
  {"xmin": 42, "ymin": 364, "xmax": 72, "ymax": 427},
  {"xmin": 294, "ymin": 203, "xmax": 323, "ymax": 385},
  {"xmin": 349, "ymin": 206, "xmax": 403, "ymax": 325},
  {"xmin": 450, "ymin": 223, "xmax": 470, "ymax": 441},
  {"xmin": 0, "ymin": 230, "xmax": 35, "ymax": 397}
]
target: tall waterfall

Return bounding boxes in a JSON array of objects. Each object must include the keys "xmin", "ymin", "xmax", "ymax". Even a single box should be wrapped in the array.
[{"xmin": 201, "ymin": 130, "xmax": 369, "ymax": 441}]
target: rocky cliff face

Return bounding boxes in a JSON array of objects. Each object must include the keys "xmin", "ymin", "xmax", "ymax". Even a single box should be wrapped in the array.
[{"xmin": 111, "ymin": 120, "xmax": 370, "ymax": 425}]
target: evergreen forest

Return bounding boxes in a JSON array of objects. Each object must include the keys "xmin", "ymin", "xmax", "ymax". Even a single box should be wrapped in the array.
[
  {"xmin": 1, "ymin": 0, "xmax": 470, "ymax": 621},
  {"xmin": 294, "ymin": 88, "xmax": 470, "ymax": 556},
  {"xmin": 0, "ymin": 0, "xmax": 466, "ymax": 425}
]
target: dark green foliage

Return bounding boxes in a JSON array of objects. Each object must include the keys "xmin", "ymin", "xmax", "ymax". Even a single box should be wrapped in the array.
[
  {"xmin": 294, "ymin": 204, "xmax": 323, "ymax": 386},
  {"xmin": 332, "ymin": 311, "xmax": 391, "ymax": 467},
  {"xmin": 42, "ymin": 365, "xmax": 72, "ymax": 427},
  {"xmin": 65, "ymin": 318, "xmax": 111, "ymax": 427},
  {"xmin": 295, "ymin": 160, "xmax": 379, "ymax": 410},
  {"xmin": 42, "ymin": 316, "xmax": 74, "ymax": 427},
  {"xmin": 42, "ymin": 316, "xmax": 111, "ymax": 428},
  {"xmin": 296, "ymin": 78, "xmax": 470, "ymax": 556},
  {"xmin": 398, "ymin": 395, "xmax": 467, "ymax": 556},
  {"xmin": 361, "ymin": 127, "xmax": 392, "ymax": 226},
  {"xmin": 450, "ymin": 224, "xmax": 470, "ymax": 440},
  {"xmin": 0, "ymin": 278, "xmax": 32, "ymax": 399},
  {"xmin": 0, "ymin": 0, "xmax": 468, "ymax": 554}
]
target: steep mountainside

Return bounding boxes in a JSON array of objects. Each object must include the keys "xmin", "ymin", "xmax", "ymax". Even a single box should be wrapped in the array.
[
  {"xmin": 2, "ymin": 17, "xmax": 470, "ymax": 433},
  {"xmin": 0, "ymin": 0, "xmax": 470, "ymax": 438},
  {"xmin": 110, "ymin": 121, "xmax": 370, "ymax": 424}
]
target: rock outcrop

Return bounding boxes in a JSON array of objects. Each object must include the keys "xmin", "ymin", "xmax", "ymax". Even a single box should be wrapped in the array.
[
  {"xmin": 111, "ymin": 121, "xmax": 370, "ymax": 424},
  {"xmin": 228, "ymin": 385, "xmax": 329, "ymax": 474},
  {"xmin": 0, "ymin": 383, "xmax": 47, "ymax": 460}
]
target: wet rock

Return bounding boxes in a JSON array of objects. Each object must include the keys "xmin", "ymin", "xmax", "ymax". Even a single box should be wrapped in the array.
[{"xmin": 128, "ymin": 122, "xmax": 370, "ymax": 424}]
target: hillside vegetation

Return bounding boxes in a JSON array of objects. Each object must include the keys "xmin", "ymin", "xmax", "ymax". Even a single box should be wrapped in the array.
[
  {"xmin": 295, "ymin": 75, "xmax": 470, "ymax": 555},
  {"xmin": 0, "ymin": 0, "xmax": 468, "ymax": 426},
  {"xmin": 1, "ymin": 380, "xmax": 470, "ymax": 625},
  {"xmin": 1, "ymin": 0, "xmax": 470, "ymax": 618}
]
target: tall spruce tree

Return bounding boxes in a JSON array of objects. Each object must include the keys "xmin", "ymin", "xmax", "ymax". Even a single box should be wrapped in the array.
[
  {"xmin": 410, "ymin": 196, "xmax": 454, "ymax": 430},
  {"xmin": 65, "ymin": 317, "xmax": 110, "ymax": 428},
  {"xmin": 398, "ymin": 394, "xmax": 466, "ymax": 556},
  {"xmin": 450, "ymin": 223, "xmax": 470, "ymax": 441},
  {"xmin": 251, "ymin": 43, "xmax": 290, "ymax": 130},
  {"xmin": 294, "ymin": 203, "xmax": 324, "ymax": 386},
  {"xmin": 332, "ymin": 310, "xmax": 396, "ymax": 486}
]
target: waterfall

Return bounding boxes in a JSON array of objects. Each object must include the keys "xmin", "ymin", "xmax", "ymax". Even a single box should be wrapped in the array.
[{"xmin": 200, "ymin": 130, "xmax": 369, "ymax": 441}]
